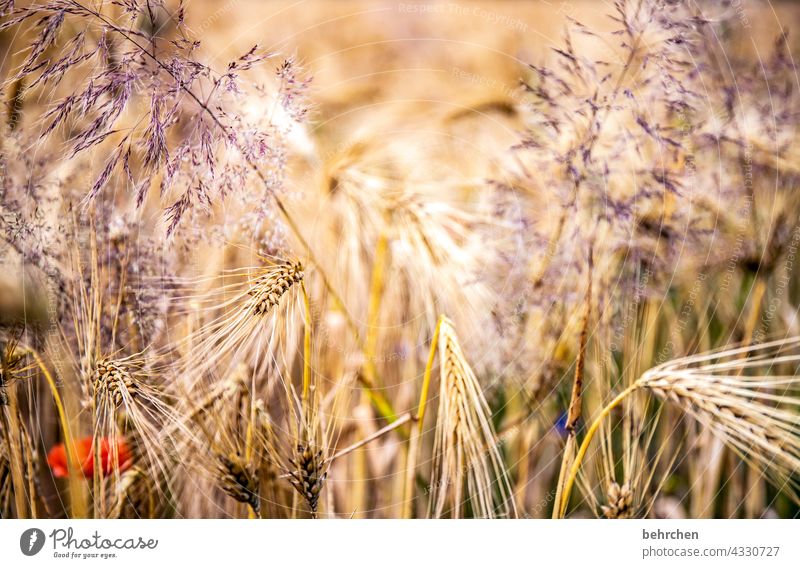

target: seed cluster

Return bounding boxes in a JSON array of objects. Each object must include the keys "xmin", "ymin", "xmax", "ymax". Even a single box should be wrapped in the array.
[
  {"xmin": 601, "ymin": 482, "xmax": 633, "ymax": 519},
  {"xmin": 217, "ymin": 453, "xmax": 261, "ymax": 514},
  {"xmin": 249, "ymin": 261, "xmax": 304, "ymax": 315},
  {"xmin": 443, "ymin": 342, "xmax": 465, "ymax": 431},
  {"xmin": 93, "ymin": 360, "xmax": 137, "ymax": 407},
  {"xmin": 288, "ymin": 443, "xmax": 326, "ymax": 516}
]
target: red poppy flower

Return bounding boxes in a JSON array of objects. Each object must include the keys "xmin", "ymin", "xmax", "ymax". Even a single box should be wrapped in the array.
[{"xmin": 47, "ymin": 437, "xmax": 132, "ymax": 478}]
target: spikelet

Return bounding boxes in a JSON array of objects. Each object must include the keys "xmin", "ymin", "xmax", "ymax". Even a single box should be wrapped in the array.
[
  {"xmin": 276, "ymin": 394, "xmax": 332, "ymax": 519},
  {"xmin": 93, "ymin": 360, "xmax": 138, "ymax": 408},
  {"xmin": 0, "ymin": 339, "xmax": 26, "ymax": 406},
  {"xmin": 309, "ymin": 139, "xmax": 506, "ymax": 357},
  {"xmin": 172, "ymin": 368, "xmax": 263, "ymax": 518},
  {"xmin": 601, "ymin": 482, "xmax": 633, "ymax": 519},
  {"xmin": 429, "ymin": 318, "xmax": 515, "ymax": 518},
  {"xmin": 216, "ymin": 452, "xmax": 261, "ymax": 515},
  {"xmin": 287, "ymin": 442, "xmax": 327, "ymax": 516},
  {"xmin": 576, "ymin": 309, "xmax": 678, "ymax": 520},
  {"xmin": 247, "ymin": 260, "xmax": 304, "ymax": 316}
]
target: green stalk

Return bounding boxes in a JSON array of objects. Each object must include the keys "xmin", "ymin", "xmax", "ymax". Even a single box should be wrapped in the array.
[
  {"xmin": 402, "ymin": 315, "xmax": 444, "ymax": 518},
  {"xmin": 556, "ymin": 384, "xmax": 639, "ymax": 518},
  {"xmin": 301, "ymin": 282, "xmax": 313, "ymax": 406},
  {"xmin": 363, "ymin": 232, "xmax": 389, "ymax": 387},
  {"xmin": 28, "ymin": 348, "xmax": 87, "ymax": 518}
]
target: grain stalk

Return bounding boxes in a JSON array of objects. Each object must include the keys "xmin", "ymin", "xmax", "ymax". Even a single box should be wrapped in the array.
[
  {"xmin": 402, "ymin": 315, "xmax": 444, "ymax": 518},
  {"xmin": 363, "ymin": 231, "xmax": 390, "ymax": 388},
  {"xmin": 27, "ymin": 347, "xmax": 86, "ymax": 518},
  {"xmin": 552, "ymin": 248, "xmax": 593, "ymax": 517}
]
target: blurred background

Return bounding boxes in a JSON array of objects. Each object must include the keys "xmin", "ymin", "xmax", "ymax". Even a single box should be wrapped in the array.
[{"xmin": 3, "ymin": 0, "xmax": 800, "ymax": 519}]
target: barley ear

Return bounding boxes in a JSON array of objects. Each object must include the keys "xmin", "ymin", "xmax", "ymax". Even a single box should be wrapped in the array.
[{"xmin": 429, "ymin": 317, "xmax": 516, "ymax": 518}]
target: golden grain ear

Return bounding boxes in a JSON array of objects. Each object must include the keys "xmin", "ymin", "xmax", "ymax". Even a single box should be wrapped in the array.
[
  {"xmin": 170, "ymin": 257, "xmax": 305, "ymax": 394},
  {"xmin": 429, "ymin": 318, "xmax": 516, "ymax": 519},
  {"xmin": 636, "ymin": 338, "xmax": 800, "ymax": 503}
]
